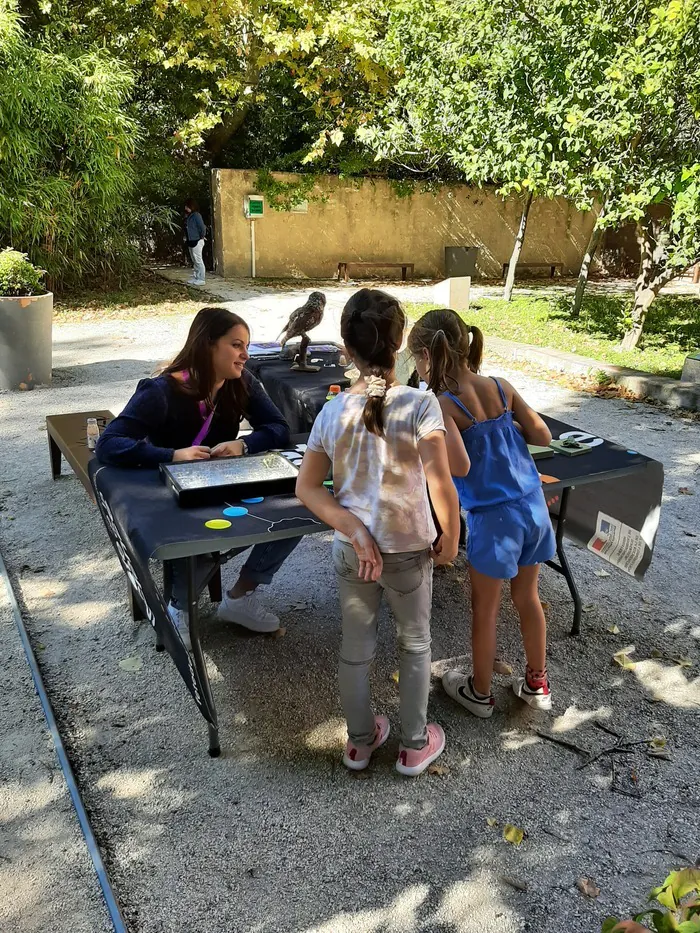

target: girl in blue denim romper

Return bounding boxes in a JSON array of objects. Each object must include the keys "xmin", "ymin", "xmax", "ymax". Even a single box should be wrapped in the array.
[{"xmin": 409, "ymin": 309, "xmax": 556, "ymax": 716}]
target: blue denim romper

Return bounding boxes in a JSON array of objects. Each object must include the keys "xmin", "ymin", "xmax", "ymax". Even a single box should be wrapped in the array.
[{"xmin": 444, "ymin": 378, "xmax": 556, "ymax": 579}]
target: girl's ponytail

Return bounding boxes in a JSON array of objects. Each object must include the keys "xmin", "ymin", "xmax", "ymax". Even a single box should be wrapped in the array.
[
  {"xmin": 426, "ymin": 329, "xmax": 453, "ymax": 396},
  {"xmin": 467, "ymin": 325, "xmax": 484, "ymax": 373},
  {"xmin": 340, "ymin": 288, "xmax": 406, "ymax": 438}
]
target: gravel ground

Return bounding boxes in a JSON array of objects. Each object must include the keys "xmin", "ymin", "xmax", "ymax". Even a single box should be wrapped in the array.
[{"xmin": 0, "ymin": 278, "xmax": 698, "ymax": 933}]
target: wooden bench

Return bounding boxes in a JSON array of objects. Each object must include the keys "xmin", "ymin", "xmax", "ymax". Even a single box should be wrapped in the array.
[
  {"xmin": 47, "ymin": 410, "xmax": 114, "ymax": 501},
  {"xmin": 337, "ymin": 261, "xmax": 414, "ymax": 282},
  {"xmin": 502, "ymin": 261, "xmax": 564, "ymax": 280},
  {"xmin": 46, "ymin": 409, "xmax": 223, "ymax": 611}
]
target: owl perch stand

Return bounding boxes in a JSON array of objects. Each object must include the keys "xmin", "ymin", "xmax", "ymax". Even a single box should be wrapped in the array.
[{"xmin": 291, "ymin": 335, "xmax": 320, "ymax": 373}]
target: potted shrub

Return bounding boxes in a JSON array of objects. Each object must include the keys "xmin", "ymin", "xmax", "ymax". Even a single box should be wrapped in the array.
[{"xmin": 0, "ymin": 249, "xmax": 52, "ymax": 390}]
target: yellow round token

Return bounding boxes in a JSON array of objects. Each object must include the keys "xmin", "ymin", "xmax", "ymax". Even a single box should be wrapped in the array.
[{"xmin": 205, "ymin": 519, "xmax": 231, "ymax": 530}]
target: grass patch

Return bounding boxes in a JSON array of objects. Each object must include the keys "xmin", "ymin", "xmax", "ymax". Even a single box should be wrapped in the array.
[
  {"xmin": 405, "ymin": 293, "xmax": 700, "ymax": 378},
  {"xmin": 54, "ymin": 273, "xmax": 201, "ymax": 323}
]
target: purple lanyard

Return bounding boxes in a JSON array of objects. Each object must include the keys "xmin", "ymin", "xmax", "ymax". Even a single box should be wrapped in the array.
[{"xmin": 181, "ymin": 371, "xmax": 216, "ymax": 446}]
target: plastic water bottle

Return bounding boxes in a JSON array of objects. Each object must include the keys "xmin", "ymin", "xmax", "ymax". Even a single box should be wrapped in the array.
[
  {"xmin": 87, "ymin": 418, "xmax": 99, "ymax": 450},
  {"xmin": 325, "ymin": 384, "xmax": 341, "ymax": 403}
]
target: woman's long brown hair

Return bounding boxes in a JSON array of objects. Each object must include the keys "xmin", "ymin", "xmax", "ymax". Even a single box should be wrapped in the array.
[
  {"xmin": 161, "ymin": 306, "xmax": 250, "ymax": 419},
  {"xmin": 341, "ymin": 288, "xmax": 406, "ymax": 437},
  {"xmin": 408, "ymin": 308, "xmax": 483, "ymax": 395}
]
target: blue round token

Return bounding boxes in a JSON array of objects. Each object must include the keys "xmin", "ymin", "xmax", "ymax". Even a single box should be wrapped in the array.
[
  {"xmin": 241, "ymin": 496, "xmax": 264, "ymax": 504},
  {"xmin": 223, "ymin": 506, "xmax": 249, "ymax": 518}
]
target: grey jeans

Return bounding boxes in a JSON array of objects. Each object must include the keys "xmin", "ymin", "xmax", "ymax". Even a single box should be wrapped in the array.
[{"xmin": 332, "ymin": 539, "xmax": 433, "ymax": 750}]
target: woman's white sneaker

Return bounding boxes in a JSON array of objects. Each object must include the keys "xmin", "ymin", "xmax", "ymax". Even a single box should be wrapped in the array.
[{"xmin": 216, "ymin": 590, "xmax": 280, "ymax": 633}]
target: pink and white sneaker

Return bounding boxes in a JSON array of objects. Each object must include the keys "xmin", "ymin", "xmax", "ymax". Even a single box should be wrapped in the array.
[
  {"xmin": 343, "ymin": 715, "xmax": 390, "ymax": 771},
  {"xmin": 396, "ymin": 723, "xmax": 446, "ymax": 777}
]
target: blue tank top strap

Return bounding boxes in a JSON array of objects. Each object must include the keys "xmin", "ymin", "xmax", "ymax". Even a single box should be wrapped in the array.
[
  {"xmin": 490, "ymin": 377, "xmax": 509, "ymax": 412},
  {"xmin": 443, "ymin": 391, "xmax": 478, "ymax": 424}
]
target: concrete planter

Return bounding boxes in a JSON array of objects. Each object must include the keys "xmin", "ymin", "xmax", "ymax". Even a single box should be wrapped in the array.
[{"xmin": 0, "ymin": 292, "xmax": 53, "ymax": 390}]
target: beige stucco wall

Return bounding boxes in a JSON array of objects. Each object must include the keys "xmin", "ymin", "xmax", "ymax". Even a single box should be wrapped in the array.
[{"xmin": 212, "ymin": 169, "xmax": 597, "ymax": 279}]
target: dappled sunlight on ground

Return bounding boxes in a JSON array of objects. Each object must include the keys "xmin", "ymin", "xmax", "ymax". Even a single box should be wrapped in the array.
[
  {"xmin": 632, "ymin": 659, "xmax": 700, "ymax": 709},
  {"xmin": 551, "ymin": 704, "xmax": 613, "ymax": 733},
  {"xmin": 304, "ymin": 716, "xmax": 347, "ymax": 753}
]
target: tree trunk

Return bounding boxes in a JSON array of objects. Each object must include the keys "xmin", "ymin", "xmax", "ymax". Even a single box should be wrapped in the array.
[
  {"xmin": 205, "ymin": 106, "xmax": 251, "ymax": 164},
  {"xmin": 619, "ymin": 219, "xmax": 654, "ymax": 349},
  {"xmin": 572, "ymin": 204, "xmax": 607, "ymax": 318},
  {"xmin": 503, "ymin": 191, "xmax": 533, "ymax": 302},
  {"xmin": 620, "ymin": 285, "xmax": 657, "ymax": 350}
]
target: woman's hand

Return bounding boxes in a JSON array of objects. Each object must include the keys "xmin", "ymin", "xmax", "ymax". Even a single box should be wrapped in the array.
[
  {"xmin": 349, "ymin": 524, "xmax": 383, "ymax": 581},
  {"xmin": 210, "ymin": 440, "xmax": 245, "ymax": 458},
  {"xmin": 172, "ymin": 446, "xmax": 211, "ymax": 462},
  {"xmin": 431, "ymin": 533, "xmax": 458, "ymax": 566}
]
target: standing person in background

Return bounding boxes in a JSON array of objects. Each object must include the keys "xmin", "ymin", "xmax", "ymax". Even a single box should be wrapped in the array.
[{"xmin": 184, "ymin": 199, "xmax": 207, "ymax": 287}]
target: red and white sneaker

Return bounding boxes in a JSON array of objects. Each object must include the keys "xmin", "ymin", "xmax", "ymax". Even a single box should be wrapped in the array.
[
  {"xmin": 342, "ymin": 715, "xmax": 390, "ymax": 771},
  {"xmin": 512, "ymin": 676, "xmax": 552, "ymax": 710},
  {"xmin": 396, "ymin": 723, "xmax": 446, "ymax": 777}
]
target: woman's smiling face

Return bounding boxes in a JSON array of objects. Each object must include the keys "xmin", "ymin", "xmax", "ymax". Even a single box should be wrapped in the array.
[{"xmin": 211, "ymin": 324, "xmax": 250, "ymax": 381}]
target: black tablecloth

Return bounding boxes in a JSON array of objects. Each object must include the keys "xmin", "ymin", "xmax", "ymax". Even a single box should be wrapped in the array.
[{"xmin": 247, "ymin": 353, "xmax": 349, "ymax": 434}]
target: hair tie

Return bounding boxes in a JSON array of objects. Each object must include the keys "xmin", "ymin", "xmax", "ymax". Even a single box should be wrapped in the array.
[{"xmin": 365, "ymin": 375, "xmax": 387, "ymax": 398}]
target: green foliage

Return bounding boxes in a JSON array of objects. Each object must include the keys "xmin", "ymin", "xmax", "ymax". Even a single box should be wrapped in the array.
[
  {"xmin": 0, "ymin": 249, "xmax": 46, "ymax": 297},
  {"xmin": 405, "ymin": 293, "xmax": 700, "ymax": 378},
  {"xmin": 0, "ymin": 0, "xmax": 142, "ymax": 288},
  {"xmin": 602, "ymin": 868, "xmax": 700, "ymax": 932},
  {"xmin": 254, "ymin": 170, "xmax": 324, "ymax": 211}
]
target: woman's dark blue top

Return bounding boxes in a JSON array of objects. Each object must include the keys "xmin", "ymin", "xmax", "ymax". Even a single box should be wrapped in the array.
[
  {"xmin": 96, "ymin": 370, "xmax": 290, "ymax": 467},
  {"xmin": 445, "ymin": 378, "xmax": 542, "ymax": 512}
]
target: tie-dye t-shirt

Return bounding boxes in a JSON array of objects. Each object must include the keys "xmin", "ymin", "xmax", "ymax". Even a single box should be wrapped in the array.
[{"xmin": 307, "ymin": 387, "xmax": 445, "ymax": 553}]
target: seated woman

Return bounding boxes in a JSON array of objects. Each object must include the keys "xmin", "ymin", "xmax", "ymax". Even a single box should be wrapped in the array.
[{"xmin": 96, "ymin": 306, "xmax": 298, "ymax": 649}]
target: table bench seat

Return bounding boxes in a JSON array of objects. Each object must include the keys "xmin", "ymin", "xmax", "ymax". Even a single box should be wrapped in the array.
[
  {"xmin": 337, "ymin": 261, "xmax": 414, "ymax": 282},
  {"xmin": 502, "ymin": 261, "xmax": 564, "ymax": 280}
]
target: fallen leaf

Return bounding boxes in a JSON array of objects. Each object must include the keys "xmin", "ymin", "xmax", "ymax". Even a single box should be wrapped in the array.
[
  {"xmin": 118, "ymin": 656, "xmax": 142, "ymax": 672},
  {"xmin": 503, "ymin": 824, "xmax": 524, "ymax": 846},
  {"xmin": 595, "ymin": 569, "xmax": 612, "ymax": 578},
  {"xmin": 391, "ymin": 670, "xmax": 399, "ymax": 684},
  {"xmin": 647, "ymin": 746, "xmax": 672, "ymax": 761},
  {"xmin": 271, "ymin": 627, "xmax": 286, "ymax": 639},
  {"xmin": 678, "ymin": 487, "xmax": 694, "ymax": 495},
  {"xmin": 577, "ymin": 877, "xmax": 601, "ymax": 898},
  {"xmin": 540, "ymin": 601, "xmax": 550, "ymax": 611},
  {"xmin": 650, "ymin": 648, "xmax": 663, "ymax": 658},
  {"xmin": 36, "ymin": 642, "xmax": 46, "ymax": 650},
  {"xmin": 582, "ymin": 604, "xmax": 596, "ymax": 613},
  {"xmin": 493, "ymin": 659, "xmax": 513, "ymax": 675},
  {"xmin": 613, "ymin": 646, "xmax": 636, "ymax": 670},
  {"xmin": 649, "ymin": 735, "xmax": 666, "ymax": 747},
  {"xmin": 607, "ymin": 624, "xmax": 621, "ymax": 635},
  {"xmin": 641, "ymin": 595, "xmax": 652, "ymax": 604},
  {"xmin": 487, "ymin": 817, "xmax": 499, "ymax": 827},
  {"xmin": 673, "ymin": 655, "xmax": 693, "ymax": 668},
  {"xmin": 428, "ymin": 763, "xmax": 449, "ymax": 777}
]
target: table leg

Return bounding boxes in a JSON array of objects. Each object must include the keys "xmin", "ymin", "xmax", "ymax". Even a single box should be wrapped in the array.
[
  {"xmin": 157, "ymin": 562, "xmax": 173, "ymax": 652},
  {"xmin": 402, "ymin": 266, "xmax": 407, "ymax": 281},
  {"xmin": 48, "ymin": 433, "xmax": 62, "ymax": 480},
  {"xmin": 128, "ymin": 583, "xmax": 145, "ymax": 622},
  {"xmin": 186, "ymin": 556, "xmax": 220, "ymax": 757},
  {"xmin": 545, "ymin": 487, "xmax": 583, "ymax": 636}
]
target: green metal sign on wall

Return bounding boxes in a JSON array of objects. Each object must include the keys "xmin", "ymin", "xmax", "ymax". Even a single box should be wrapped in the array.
[{"xmin": 244, "ymin": 195, "xmax": 264, "ymax": 218}]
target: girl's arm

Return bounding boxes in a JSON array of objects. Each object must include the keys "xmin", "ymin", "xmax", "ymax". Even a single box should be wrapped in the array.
[
  {"xmin": 96, "ymin": 379, "xmax": 181, "ymax": 467},
  {"xmin": 296, "ymin": 449, "xmax": 383, "ymax": 581},
  {"xmin": 417, "ymin": 430, "xmax": 461, "ymax": 565},
  {"xmin": 242, "ymin": 375, "xmax": 291, "ymax": 453},
  {"xmin": 505, "ymin": 381, "xmax": 552, "ymax": 447},
  {"xmin": 442, "ymin": 410, "xmax": 471, "ymax": 477}
]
